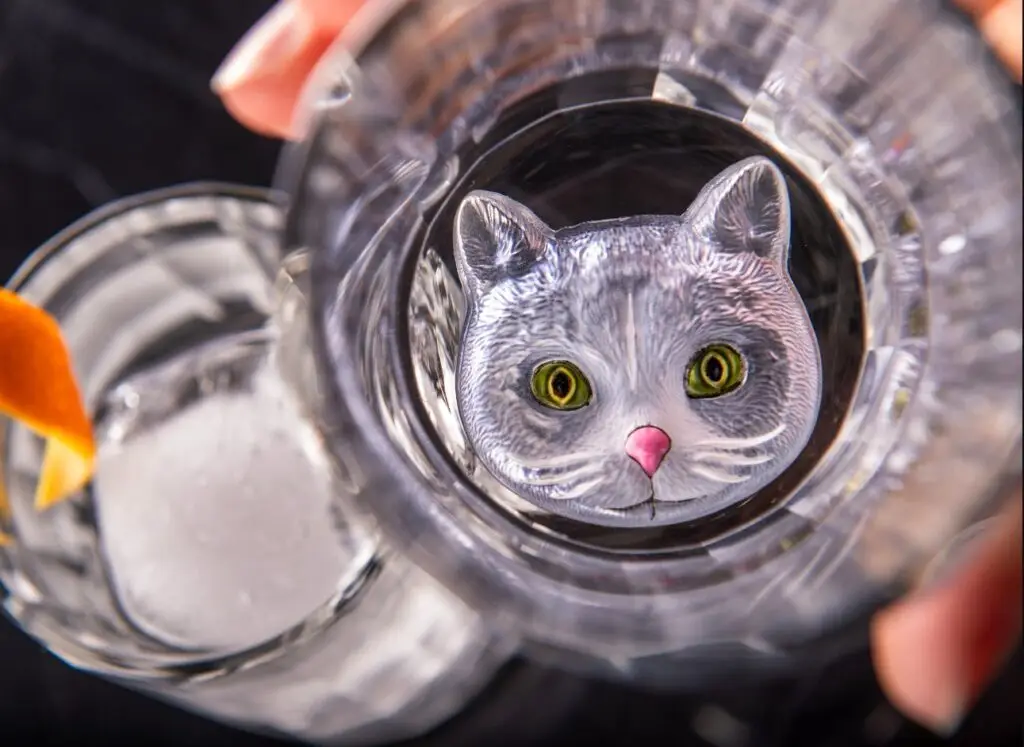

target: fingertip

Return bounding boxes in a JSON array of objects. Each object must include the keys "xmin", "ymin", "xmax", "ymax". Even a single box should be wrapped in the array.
[
  {"xmin": 212, "ymin": 2, "xmax": 302, "ymax": 94},
  {"xmin": 872, "ymin": 504, "xmax": 1022, "ymax": 735},
  {"xmin": 218, "ymin": 77, "xmax": 304, "ymax": 141},
  {"xmin": 212, "ymin": 1, "xmax": 336, "ymax": 140},
  {"xmin": 977, "ymin": 0, "xmax": 1023, "ymax": 81},
  {"xmin": 872, "ymin": 594, "xmax": 969, "ymax": 735},
  {"xmin": 216, "ymin": 43, "xmax": 335, "ymax": 141}
]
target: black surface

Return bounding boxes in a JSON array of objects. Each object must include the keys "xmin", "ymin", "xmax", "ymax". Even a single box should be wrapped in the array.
[{"xmin": 0, "ymin": 1, "xmax": 1020, "ymax": 745}]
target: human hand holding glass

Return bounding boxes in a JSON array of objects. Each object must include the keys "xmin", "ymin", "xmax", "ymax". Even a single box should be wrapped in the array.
[{"xmin": 210, "ymin": 0, "xmax": 1023, "ymax": 736}]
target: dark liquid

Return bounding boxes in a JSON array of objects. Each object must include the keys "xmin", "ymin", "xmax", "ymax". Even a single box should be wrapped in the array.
[{"xmin": 404, "ymin": 81, "xmax": 865, "ymax": 553}]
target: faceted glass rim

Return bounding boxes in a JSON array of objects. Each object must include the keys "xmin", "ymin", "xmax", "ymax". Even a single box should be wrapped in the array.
[
  {"xmin": 288, "ymin": 0, "xmax": 1023, "ymax": 666},
  {"xmin": 6, "ymin": 182, "xmax": 278, "ymax": 294}
]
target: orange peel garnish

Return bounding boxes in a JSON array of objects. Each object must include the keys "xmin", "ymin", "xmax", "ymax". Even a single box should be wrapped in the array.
[{"xmin": 0, "ymin": 287, "xmax": 95, "ymax": 539}]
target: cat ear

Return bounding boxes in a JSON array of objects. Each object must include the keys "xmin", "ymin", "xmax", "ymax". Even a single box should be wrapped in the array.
[
  {"xmin": 683, "ymin": 156, "xmax": 792, "ymax": 267},
  {"xmin": 454, "ymin": 191, "xmax": 553, "ymax": 299}
]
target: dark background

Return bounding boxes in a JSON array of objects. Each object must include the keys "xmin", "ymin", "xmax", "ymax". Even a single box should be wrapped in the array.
[{"xmin": 0, "ymin": 1, "xmax": 1019, "ymax": 745}]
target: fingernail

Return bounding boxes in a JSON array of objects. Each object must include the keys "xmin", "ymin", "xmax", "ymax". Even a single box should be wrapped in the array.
[{"xmin": 212, "ymin": 1, "xmax": 310, "ymax": 93}]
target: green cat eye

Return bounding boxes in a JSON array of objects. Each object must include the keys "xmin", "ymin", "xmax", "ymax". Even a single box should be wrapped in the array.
[
  {"xmin": 686, "ymin": 344, "xmax": 746, "ymax": 398},
  {"xmin": 531, "ymin": 360, "xmax": 592, "ymax": 410}
]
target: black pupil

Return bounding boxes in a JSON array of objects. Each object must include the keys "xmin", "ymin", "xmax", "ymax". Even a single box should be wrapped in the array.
[
  {"xmin": 551, "ymin": 371, "xmax": 572, "ymax": 399},
  {"xmin": 704, "ymin": 355, "xmax": 725, "ymax": 384}
]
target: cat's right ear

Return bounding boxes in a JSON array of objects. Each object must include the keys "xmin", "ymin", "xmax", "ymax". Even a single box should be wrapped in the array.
[
  {"xmin": 683, "ymin": 156, "xmax": 791, "ymax": 267},
  {"xmin": 454, "ymin": 191, "xmax": 553, "ymax": 299}
]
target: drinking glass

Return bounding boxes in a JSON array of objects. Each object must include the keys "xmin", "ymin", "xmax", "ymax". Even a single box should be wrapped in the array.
[
  {"xmin": 282, "ymin": 0, "xmax": 1023, "ymax": 684},
  {"xmin": 0, "ymin": 184, "xmax": 513, "ymax": 744}
]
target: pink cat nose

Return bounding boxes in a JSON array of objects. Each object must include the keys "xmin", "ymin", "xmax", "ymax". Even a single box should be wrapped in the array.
[{"xmin": 625, "ymin": 425, "xmax": 671, "ymax": 477}]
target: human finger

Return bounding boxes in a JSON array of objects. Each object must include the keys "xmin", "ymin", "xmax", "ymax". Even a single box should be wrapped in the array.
[
  {"xmin": 212, "ymin": 0, "xmax": 365, "ymax": 139},
  {"xmin": 956, "ymin": 0, "xmax": 1023, "ymax": 79},
  {"xmin": 871, "ymin": 499, "xmax": 1022, "ymax": 735}
]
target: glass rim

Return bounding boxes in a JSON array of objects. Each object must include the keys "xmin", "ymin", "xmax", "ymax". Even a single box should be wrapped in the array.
[{"xmin": 6, "ymin": 181, "xmax": 280, "ymax": 294}]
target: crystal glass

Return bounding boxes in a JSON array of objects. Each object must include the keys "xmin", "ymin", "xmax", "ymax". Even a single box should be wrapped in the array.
[
  {"xmin": 0, "ymin": 184, "xmax": 512, "ymax": 744},
  {"xmin": 282, "ymin": 0, "xmax": 1023, "ymax": 684}
]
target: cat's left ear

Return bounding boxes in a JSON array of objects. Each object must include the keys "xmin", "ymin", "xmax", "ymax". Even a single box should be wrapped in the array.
[
  {"xmin": 454, "ymin": 191, "xmax": 553, "ymax": 299},
  {"xmin": 683, "ymin": 156, "xmax": 792, "ymax": 268}
]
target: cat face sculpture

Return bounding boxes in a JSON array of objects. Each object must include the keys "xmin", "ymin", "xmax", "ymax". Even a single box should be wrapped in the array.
[{"xmin": 453, "ymin": 156, "xmax": 823, "ymax": 528}]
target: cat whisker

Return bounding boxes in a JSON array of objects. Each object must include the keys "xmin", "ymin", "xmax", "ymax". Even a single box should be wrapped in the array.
[
  {"xmin": 689, "ymin": 451, "xmax": 773, "ymax": 468},
  {"xmin": 691, "ymin": 424, "xmax": 786, "ymax": 451},
  {"xmin": 688, "ymin": 464, "xmax": 750, "ymax": 485},
  {"xmin": 518, "ymin": 464, "xmax": 602, "ymax": 487},
  {"xmin": 512, "ymin": 451, "xmax": 604, "ymax": 471},
  {"xmin": 510, "ymin": 454, "xmax": 604, "ymax": 486},
  {"xmin": 555, "ymin": 474, "xmax": 607, "ymax": 501}
]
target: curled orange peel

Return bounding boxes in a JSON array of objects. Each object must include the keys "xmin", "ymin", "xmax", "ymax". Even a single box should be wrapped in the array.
[{"xmin": 0, "ymin": 287, "xmax": 95, "ymax": 543}]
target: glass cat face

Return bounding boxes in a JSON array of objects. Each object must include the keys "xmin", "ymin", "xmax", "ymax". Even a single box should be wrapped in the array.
[{"xmin": 453, "ymin": 156, "xmax": 823, "ymax": 528}]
